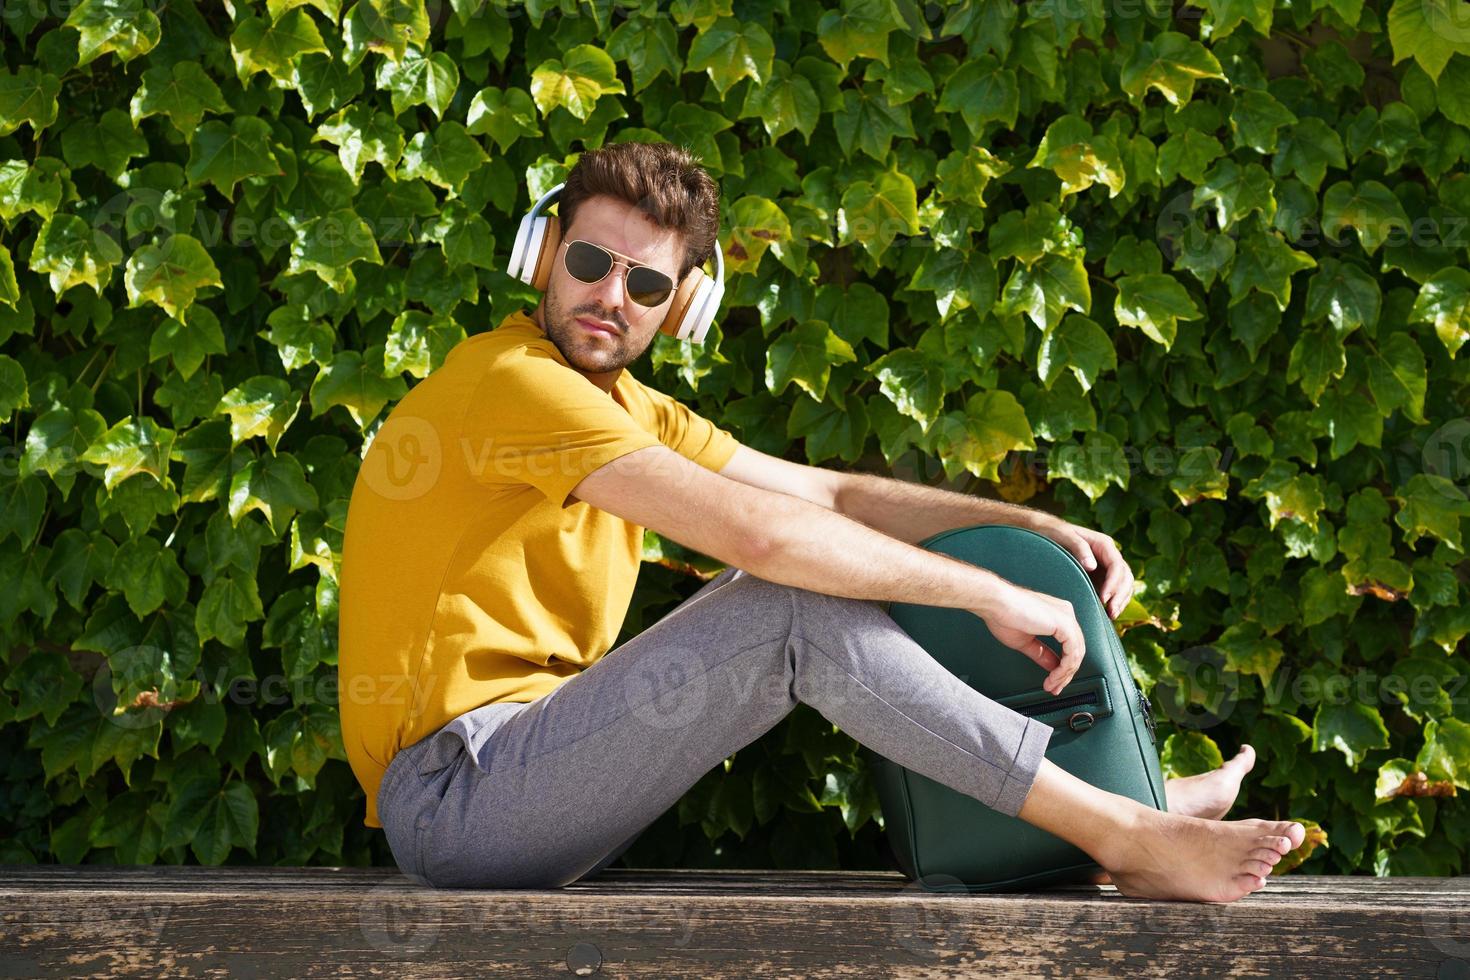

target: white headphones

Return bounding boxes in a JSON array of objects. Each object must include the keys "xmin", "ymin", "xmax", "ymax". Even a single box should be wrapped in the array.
[{"xmin": 506, "ymin": 182, "xmax": 725, "ymax": 344}]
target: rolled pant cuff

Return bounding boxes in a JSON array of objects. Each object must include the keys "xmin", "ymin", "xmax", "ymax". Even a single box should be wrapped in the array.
[{"xmin": 988, "ymin": 717, "xmax": 1053, "ymax": 819}]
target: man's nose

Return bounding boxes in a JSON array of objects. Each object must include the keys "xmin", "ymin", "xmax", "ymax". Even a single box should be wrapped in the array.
[{"xmin": 590, "ymin": 265, "xmax": 626, "ymax": 310}]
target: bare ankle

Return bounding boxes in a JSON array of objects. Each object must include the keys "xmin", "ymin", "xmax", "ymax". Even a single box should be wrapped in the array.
[{"xmin": 1015, "ymin": 759, "xmax": 1161, "ymax": 868}]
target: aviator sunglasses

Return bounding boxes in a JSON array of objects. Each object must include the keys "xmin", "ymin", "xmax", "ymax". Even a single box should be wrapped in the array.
[{"xmin": 561, "ymin": 239, "xmax": 676, "ymax": 307}]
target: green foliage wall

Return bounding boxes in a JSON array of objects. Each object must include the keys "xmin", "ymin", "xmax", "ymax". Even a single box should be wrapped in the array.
[{"xmin": 1, "ymin": 0, "xmax": 1468, "ymax": 874}]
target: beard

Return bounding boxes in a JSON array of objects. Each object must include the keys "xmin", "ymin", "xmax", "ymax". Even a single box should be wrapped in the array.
[{"xmin": 541, "ymin": 288, "xmax": 641, "ymax": 373}]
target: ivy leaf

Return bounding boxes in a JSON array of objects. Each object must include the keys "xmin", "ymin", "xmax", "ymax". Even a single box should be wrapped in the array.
[
  {"xmin": 261, "ymin": 304, "xmax": 336, "ymax": 373},
  {"xmin": 196, "ymin": 570, "xmax": 265, "ymax": 649},
  {"xmin": 80, "ymin": 416, "xmax": 177, "ymax": 492},
  {"xmin": 787, "ymin": 391, "xmax": 870, "ymax": 464},
  {"xmin": 1286, "ymin": 326, "xmax": 1347, "ymax": 403},
  {"xmin": 685, "ymin": 18, "xmax": 774, "ymax": 96},
  {"xmin": 186, "ymin": 116, "xmax": 285, "ymax": 198},
  {"xmin": 813, "ymin": 281, "xmax": 890, "ymax": 351},
  {"xmin": 1192, "ymin": 159, "xmax": 1276, "ymax": 230},
  {"xmin": 937, "ymin": 56, "xmax": 1018, "ymax": 136},
  {"xmin": 1408, "ymin": 266, "xmax": 1470, "ymax": 358},
  {"xmin": 726, "ymin": 195, "xmax": 792, "ymax": 275},
  {"xmin": 1367, "ymin": 331, "xmax": 1428, "ymax": 424},
  {"xmin": 383, "ymin": 310, "xmax": 466, "ymax": 378},
  {"xmin": 1118, "ymin": 30, "xmax": 1226, "ymax": 108},
  {"xmin": 22, "ymin": 405, "xmax": 108, "ymax": 499},
  {"xmin": 231, "ymin": 9, "xmax": 329, "ymax": 84},
  {"xmin": 228, "ymin": 452, "xmax": 319, "ymax": 536},
  {"xmin": 218, "ymin": 376, "xmax": 302, "ymax": 453},
  {"xmin": 1271, "ymin": 117, "xmax": 1347, "ymax": 192},
  {"xmin": 344, "ymin": 0, "xmax": 430, "ymax": 64},
  {"xmin": 606, "ymin": 15, "xmax": 682, "ymax": 93},
  {"xmin": 172, "ymin": 418, "xmax": 236, "ymax": 505},
  {"xmin": 738, "ymin": 61, "xmax": 819, "ymax": 142},
  {"xmin": 1229, "ymin": 87, "xmax": 1297, "ymax": 154},
  {"xmin": 309, "ymin": 345, "xmax": 407, "ymax": 430},
  {"xmin": 64, "ymin": 0, "xmax": 162, "ymax": 66},
  {"xmin": 0, "ymin": 66, "xmax": 62, "ymax": 137},
  {"xmin": 1303, "ymin": 257, "xmax": 1381, "ymax": 337},
  {"xmin": 1048, "ymin": 428, "xmax": 1130, "ymax": 502},
  {"xmin": 1037, "ymin": 314, "xmax": 1116, "ymax": 392},
  {"xmin": 1161, "ymin": 731, "xmax": 1224, "ymax": 778},
  {"xmin": 1321, "ymin": 180, "xmax": 1412, "ymax": 255},
  {"xmin": 465, "ymin": 87, "xmax": 541, "ymax": 153},
  {"xmin": 817, "ymin": 0, "xmax": 901, "ymax": 69},
  {"xmin": 1226, "ymin": 228, "xmax": 1317, "ymax": 311},
  {"xmin": 1114, "ymin": 273, "xmax": 1202, "ymax": 349},
  {"xmin": 59, "ymin": 108, "xmax": 147, "ymax": 179},
  {"xmin": 832, "ymin": 83, "xmax": 915, "ymax": 162},
  {"xmin": 0, "ymin": 353, "xmax": 27, "ymax": 422},
  {"xmin": 285, "ymin": 207, "xmax": 383, "ymax": 291},
  {"xmin": 1415, "ymin": 717, "xmax": 1470, "ymax": 789},
  {"xmin": 397, "ymin": 120, "xmax": 489, "ymax": 191},
  {"xmin": 1313, "ymin": 701, "xmax": 1391, "ymax": 769},
  {"xmin": 124, "ymin": 234, "xmax": 223, "ymax": 319},
  {"xmin": 149, "ymin": 304, "xmax": 227, "ymax": 381},
  {"xmin": 986, "ymin": 202, "xmax": 1076, "ymax": 266},
  {"xmin": 29, "ymin": 213, "xmax": 125, "ymax": 298},
  {"xmin": 837, "ymin": 169, "xmax": 918, "ymax": 260},
  {"xmin": 530, "ymin": 44, "xmax": 624, "ymax": 120},
  {"xmin": 0, "ymin": 245, "xmax": 18, "ymax": 311},
  {"xmin": 0, "ymin": 158, "xmax": 67, "ymax": 223},
  {"xmin": 130, "ymin": 61, "xmax": 229, "ymax": 136},
  {"xmin": 1197, "ymin": 0, "xmax": 1273, "ymax": 37},
  {"xmin": 1395, "ymin": 473, "xmax": 1470, "ymax": 552},
  {"xmin": 866, "ymin": 348, "xmax": 946, "ymax": 430},
  {"xmin": 765, "ymin": 320, "xmax": 856, "ymax": 401},
  {"xmin": 1387, "ymin": 0, "xmax": 1470, "ymax": 82},
  {"xmin": 929, "ymin": 389, "xmax": 1036, "ymax": 482},
  {"xmin": 995, "ymin": 252, "xmax": 1091, "ymax": 332},
  {"xmin": 1312, "ymin": 381, "xmax": 1383, "ymax": 458},
  {"xmin": 107, "ymin": 535, "xmax": 189, "ymax": 618},
  {"xmin": 934, "ymin": 145, "xmax": 1009, "ymax": 208},
  {"xmin": 1029, "ymin": 114, "xmax": 1126, "ymax": 200},
  {"xmin": 44, "ymin": 528, "xmax": 117, "ymax": 612},
  {"xmin": 375, "ymin": 46, "xmax": 458, "ymax": 120},
  {"xmin": 911, "ymin": 247, "xmax": 998, "ymax": 323}
]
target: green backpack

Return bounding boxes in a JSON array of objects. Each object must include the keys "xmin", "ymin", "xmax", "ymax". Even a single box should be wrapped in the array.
[{"xmin": 865, "ymin": 522, "xmax": 1167, "ymax": 892}]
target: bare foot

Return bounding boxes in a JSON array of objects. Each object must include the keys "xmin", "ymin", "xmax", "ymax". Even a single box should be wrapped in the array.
[
  {"xmin": 1086, "ymin": 745, "xmax": 1256, "ymax": 885},
  {"xmin": 1096, "ymin": 810, "xmax": 1306, "ymax": 903}
]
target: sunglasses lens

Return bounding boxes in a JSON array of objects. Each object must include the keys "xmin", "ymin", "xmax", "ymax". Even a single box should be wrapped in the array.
[
  {"xmin": 565, "ymin": 240, "xmax": 611, "ymax": 283},
  {"xmin": 627, "ymin": 267, "xmax": 674, "ymax": 307}
]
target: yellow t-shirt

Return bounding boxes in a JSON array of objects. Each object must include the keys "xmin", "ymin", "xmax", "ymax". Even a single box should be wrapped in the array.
[{"xmin": 338, "ymin": 309, "xmax": 741, "ymax": 828}]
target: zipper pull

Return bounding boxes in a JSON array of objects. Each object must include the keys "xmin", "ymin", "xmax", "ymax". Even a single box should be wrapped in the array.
[{"xmin": 1137, "ymin": 687, "xmax": 1156, "ymax": 743}]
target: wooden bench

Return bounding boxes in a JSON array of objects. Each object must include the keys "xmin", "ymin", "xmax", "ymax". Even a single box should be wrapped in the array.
[{"xmin": 3, "ymin": 865, "xmax": 1467, "ymax": 976}]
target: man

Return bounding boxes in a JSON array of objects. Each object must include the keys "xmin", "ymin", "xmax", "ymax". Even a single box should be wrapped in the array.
[{"xmin": 339, "ymin": 141, "xmax": 1304, "ymax": 902}]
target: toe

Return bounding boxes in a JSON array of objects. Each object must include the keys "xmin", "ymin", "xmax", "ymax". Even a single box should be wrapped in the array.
[
  {"xmin": 1249, "ymin": 847, "xmax": 1283, "ymax": 867},
  {"xmin": 1243, "ymin": 858, "xmax": 1274, "ymax": 878},
  {"xmin": 1258, "ymin": 834, "xmax": 1294, "ymax": 854}
]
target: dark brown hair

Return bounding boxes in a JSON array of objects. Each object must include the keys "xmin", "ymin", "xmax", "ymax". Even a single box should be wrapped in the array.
[{"xmin": 556, "ymin": 141, "xmax": 721, "ymax": 283}]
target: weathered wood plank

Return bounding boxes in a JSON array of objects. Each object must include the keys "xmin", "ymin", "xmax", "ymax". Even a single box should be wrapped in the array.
[{"xmin": 1, "ymin": 866, "xmax": 1467, "ymax": 978}]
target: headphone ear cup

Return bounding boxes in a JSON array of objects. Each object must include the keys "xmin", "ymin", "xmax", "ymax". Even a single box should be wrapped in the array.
[
  {"xmin": 690, "ymin": 280, "xmax": 724, "ymax": 343},
  {"xmin": 528, "ymin": 215, "xmax": 560, "ymax": 291},
  {"xmin": 508, "ymin": 211, "xmax": 536, "ymax": 281},
  {"xmin": 659, "ymin": 267, "xmax": 706, "ymax": 339}
]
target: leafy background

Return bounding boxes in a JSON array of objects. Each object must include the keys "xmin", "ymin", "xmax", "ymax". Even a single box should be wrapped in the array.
[{"xmin": 1, "ymin": 0, "xmax": 1468, "ymax": 876}]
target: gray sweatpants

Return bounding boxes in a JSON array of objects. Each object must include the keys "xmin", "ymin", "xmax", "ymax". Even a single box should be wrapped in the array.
[{"xmin": 375, "ymin": 566, "xmax": 1054, "ymax": 888}]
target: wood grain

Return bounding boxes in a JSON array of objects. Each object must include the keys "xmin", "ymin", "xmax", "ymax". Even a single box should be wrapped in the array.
[{"xmin": 2, "ymin": 866, "xmax": 1467, "ymax": 977}]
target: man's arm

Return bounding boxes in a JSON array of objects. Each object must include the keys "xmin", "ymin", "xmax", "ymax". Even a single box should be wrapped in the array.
[
  {"xmin": 715, "ymin": 443, "xmax": 1053, "ymax": 543},
  {"xmin": 571, "ymin": 444, "xmax": 1018, "ymax": 616},
  {"xmin": 831, "ymin": 469, "xmax": 1056, "ymax": 544}
]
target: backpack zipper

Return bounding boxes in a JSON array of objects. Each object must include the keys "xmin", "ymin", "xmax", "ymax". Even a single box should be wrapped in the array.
[{"xmin": 1014, "ymin": 690, "xmax": 1099, "ymax": 716}]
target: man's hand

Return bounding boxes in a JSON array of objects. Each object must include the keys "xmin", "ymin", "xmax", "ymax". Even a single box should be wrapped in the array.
[
  {"xmin": 968, "ymin": 583, "xmax": 1086, "ymax": 695},
  {"xmin": 1028, "ymin": 515, "xmax": 1135, "ymax": 621}
]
